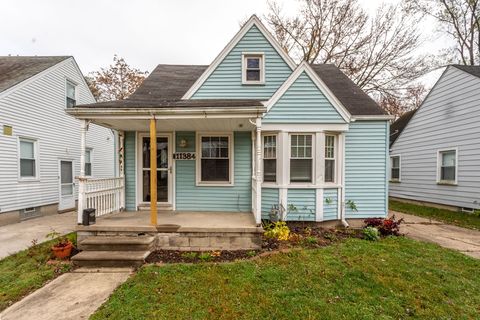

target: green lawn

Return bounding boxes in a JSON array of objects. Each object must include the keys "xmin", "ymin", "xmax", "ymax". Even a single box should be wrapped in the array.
[
  {"xmin": 390, "ymin": 199, "xmax": 480, "ymax": 230},
  {"xmin": 92, "ymin": 237, "xmax": 480, "ymax": 320},
  {"xmin": 0, "ymin": 233, "xmax": 76, "ymax": 311}
]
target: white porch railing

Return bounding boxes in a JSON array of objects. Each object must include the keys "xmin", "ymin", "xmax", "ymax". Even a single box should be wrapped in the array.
[{"xmin": 84, "ymin": 177, "xmax": 125, "ymax": 217}]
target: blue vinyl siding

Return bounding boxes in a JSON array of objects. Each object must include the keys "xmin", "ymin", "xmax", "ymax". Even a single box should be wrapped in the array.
[
  {"xmin": 192, "ymin": 25, "xmax": 292, "ymax": 99},
  {"xmin": 175, "ymin": 132, "xmax": 252, "ymax": 212},
  {"xmin": 261, "ymin": 188, "xmax": 279, "ymax": 219},
  {"xmin": 345, "ymin": 121, "xmax": 388, "ymax": 218},
  {"xmin": 124, "ymin": 131, "xmax": 136, "ymax": 210},
  {"xmin": 263, "ymin": 72, "xmax": 345, "ymax": 124},
  {"xmin": 175, "ymin": 132, "xmax": 195, "ymax": 152},
  {"xmin": 323, "ymin": 188, "xmax": 338, "ymax": 221},
  {"xmin": 286, "ymin": 189, "xmax": 316, "ymax": 221}
]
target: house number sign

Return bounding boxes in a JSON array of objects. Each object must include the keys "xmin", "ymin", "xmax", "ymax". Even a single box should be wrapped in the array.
[{"xmin": 173, "ymin": 152, "xmax": 196, "ymax": 160}]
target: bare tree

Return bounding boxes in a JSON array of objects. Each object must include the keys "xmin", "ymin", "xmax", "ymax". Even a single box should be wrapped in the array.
[
  {"xmin": 265, "ymin": 0, "xmax": 436, "ymax": 115},
  {"xmin": 409, "ymin": 0, "xmax": 480, "ymax": 65},
  {"xmin": 379, "ymin": 84, "xmax": 428, "ymax": 119},
  {"xmin": 87, "ymin": 55, "xmax": 149, "ymax": 102}
]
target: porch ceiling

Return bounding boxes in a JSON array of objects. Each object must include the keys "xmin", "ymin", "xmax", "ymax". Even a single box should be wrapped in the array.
[{"xmin": 92, "ymin": 117, "xmax": 256, "ymax": 131}]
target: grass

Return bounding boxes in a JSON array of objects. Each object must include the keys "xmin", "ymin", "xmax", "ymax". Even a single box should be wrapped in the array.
[
  {"xmin": 0, "ymin": 233, "xmax": 76, "ymax": 311},
  {"xmin": 92, "ymin": 237, "xmax": 480, "ymax": 320},
  {"xmin": 390, "ymin": 199, "xmax": 480, "ymax": 230}
]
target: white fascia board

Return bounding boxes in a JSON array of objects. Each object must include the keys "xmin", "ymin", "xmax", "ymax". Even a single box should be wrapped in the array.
[
  {"xmin": 69, "ymin": 57, "xmax": 96, "ymax": 102},
  {"xmin": 265, "ymin": 61, "xmax": 352, "ymax": 123},
  {"xmin": 351, "ymin": 115, "xmax": 395, "ymax": 121},
  {"xmin": 181, "ymin": 14, "xmax": 297, "ymax": 99}
]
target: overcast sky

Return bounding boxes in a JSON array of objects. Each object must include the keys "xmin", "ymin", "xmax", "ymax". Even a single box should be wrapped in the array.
[{"xmin": 1, "ymin": 0, "xmax": 444, "ymax": 85}]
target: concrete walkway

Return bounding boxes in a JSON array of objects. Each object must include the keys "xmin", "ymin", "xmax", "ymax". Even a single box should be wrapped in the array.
[
  {"xmin": 390, "ymin": 211, "xmax": 480, "ymax": 259},
  {"xmin": 0, "ymin": 268, "xmax": 131, "ymax": 320},
  {"xmin": 0, "ymin": 211, "xmax": 77, "ymax": 259}
]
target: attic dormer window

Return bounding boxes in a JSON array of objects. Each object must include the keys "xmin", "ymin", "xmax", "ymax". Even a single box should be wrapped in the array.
[{"xmin": 242, "ymin": 53, "xmax": 264, "ymax": 84}]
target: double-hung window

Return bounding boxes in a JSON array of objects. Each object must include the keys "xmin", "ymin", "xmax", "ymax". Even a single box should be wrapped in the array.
[
  {"xmin": 199, "ymin": 135, "xmax": 232, "ymax": 184},
  {"xmin": 290, "ymin": 134, "xmax": 313, "ymax": 183},
  {"xmin": 85, "ymin": 148, "xmax": 92, "ymax": 176},
  {"xmin": 19, "ymin": 138, "xmax": 37, "ymax": 178},
  {"xmin": 390, "ymin": 156, "xmax": 400, "ymax": 181},
  {"xmin": 263, "ymin": 135, "xmax": 277, "ymax": 182},
  {"xmin": 242, "ymin": 53, "xmax": 264, "ymax": 84},
  {"xmin": 324, "ymin": 135, "xmax": 336, "ymax": 183},
  {"xmin": 438, "ymin": 149, "xmax": 457, "ymax": 184},
  {"xmin": 66, "ymin": 80, "xmax": 76, "ymax": 108}
]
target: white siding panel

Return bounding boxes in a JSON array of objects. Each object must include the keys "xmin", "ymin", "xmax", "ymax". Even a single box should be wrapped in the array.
[
  {"xmin": 0, "ymin": 59, "xmax": 115, "ymax": 213},
  {"xmin": 390, "ymin": 66, "xmax": 480, "ymax": 209}
]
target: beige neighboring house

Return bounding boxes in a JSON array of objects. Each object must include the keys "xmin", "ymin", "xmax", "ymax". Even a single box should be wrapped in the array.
[{"xmin": 0, "ymin": 56, "xmax": 116, "ymax": 226}]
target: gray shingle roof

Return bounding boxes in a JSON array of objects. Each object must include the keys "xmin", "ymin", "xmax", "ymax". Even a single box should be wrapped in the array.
[
  {"xmin": 78, "ymin": 63, "xmax": 385, "ymax": 116},
  {"xmin": 0, "ymin": 56, "xmax": 70, "ymax": 93},
  {"xmin": 389, "ymin": 108, "xmax": 417, "ymax": 147},
  {"xmin": 452, "ymin": 64, "xmax": 480, "ymax": 79}
]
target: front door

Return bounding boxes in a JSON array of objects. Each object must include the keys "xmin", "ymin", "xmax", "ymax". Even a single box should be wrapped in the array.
[
  {"xmin": 141, "ymin": 135, "xmax": 172, "ymax": 204},
  {"xmin": 59, "ymin": 160, "xmax": 75, "ymax": 210}
]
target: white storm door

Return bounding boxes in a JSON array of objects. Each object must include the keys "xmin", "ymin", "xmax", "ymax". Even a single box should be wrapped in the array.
[{"xmin": 59, "ymin": 160, "xmax": 75, "ymax": 210}]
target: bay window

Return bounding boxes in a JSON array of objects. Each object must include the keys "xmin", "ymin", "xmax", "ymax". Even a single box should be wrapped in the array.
[
  {"xmin": 324, "ymin": 135, "xmax": 336, "ymax": 183},
  {"xmin": 290, "ymin": 134, "xmax": 313, "ymax": 183},
  {"xmin": 263, "ymin": 135, "xmax": 277, "ymax": 182},
  {"xmin": 199, "ymin": 135, "xmax": 232, "ymax": 184}
]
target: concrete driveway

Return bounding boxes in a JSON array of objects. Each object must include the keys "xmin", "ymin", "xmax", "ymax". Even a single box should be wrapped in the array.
[
  {"xmin": 390, "ymin": 211, "xmax": 480, "ymax": 259},
  {"xmin": 0, "ymin": 211, "xmax": 77, "ymax": 259}
]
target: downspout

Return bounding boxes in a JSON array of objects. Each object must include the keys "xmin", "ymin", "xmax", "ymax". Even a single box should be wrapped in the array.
[{"xmin": 340, "ymin": 133, "xmax": 349, "ymax": 228}]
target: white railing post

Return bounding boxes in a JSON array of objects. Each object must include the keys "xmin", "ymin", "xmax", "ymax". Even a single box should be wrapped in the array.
[
  {"xmin": 77, "ymin": 119, "xmax": 88, "ymax": 224},
  {"xmin": 255, "ymin": 117, "xmax": 262, "ymax": 225}
]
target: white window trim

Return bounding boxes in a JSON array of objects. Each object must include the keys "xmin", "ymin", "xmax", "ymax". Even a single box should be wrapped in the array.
[
  {"xmin": 196, "ymin": 132, "xmax": 234, "ymax": 187},
  {"xmin": 241, "ymin": 52, "xmax": 265, "ymax": 85},
  {"xmin": 389, "ymin": 154, "xmax": 401, "ymax": 182},
  {"xmin": 18, "ymin": 137, "xmax": 40, "ymax": 181},
  {"xmin": 85, "ymin": 147, "xmax": 93, "ymax": 177},
  {"xmin": 436, "ymin": 148, "xmax": 458, "ymax": 185},
  {"xmin": 324, "ymin": 134, "xmax": 337, "ymax": 184},
  {"xmin": 65, "ymin": 78, "xmax": 78, "ymax": 108},
  {"xmin": 288, "ymin": 133, "xmax": 315, "ymax": 185},
  {"xmin": 262, "ymin": 133, "xmax": 278, "ymax": 186}
]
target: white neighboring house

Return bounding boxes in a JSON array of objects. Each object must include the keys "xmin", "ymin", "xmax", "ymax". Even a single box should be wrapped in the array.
[
  {"xmin": 389, "ymin": 65, "xmax": 480, "ymax": 211},
  {"xmin": 0, "ymin": 56, "xmax": 116, "ymax": 225}
]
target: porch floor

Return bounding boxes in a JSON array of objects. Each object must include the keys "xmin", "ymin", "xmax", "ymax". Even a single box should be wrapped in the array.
[{"xmin": 76, "ymin": 211, "xmax": 261, "ymax": 233}]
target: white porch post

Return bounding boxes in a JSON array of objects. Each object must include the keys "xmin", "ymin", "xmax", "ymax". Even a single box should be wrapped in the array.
[
  {"xmin": 255, "ymin": 117, "xmax": 262, "ymax": 225},
  {"xmin": 77, "ymin": 119, "xmax": 88, "ymax": 224}
]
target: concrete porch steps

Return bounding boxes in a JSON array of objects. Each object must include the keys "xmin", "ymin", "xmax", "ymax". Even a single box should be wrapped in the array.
[{"xmin": 73, "ymin": 235, "xmax": 155, "ymax": 267}]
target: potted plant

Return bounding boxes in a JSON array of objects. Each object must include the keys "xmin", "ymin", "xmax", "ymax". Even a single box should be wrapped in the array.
[{"xmin": 46, "ymin": 230, "xmax": 73, "ymax": 259}]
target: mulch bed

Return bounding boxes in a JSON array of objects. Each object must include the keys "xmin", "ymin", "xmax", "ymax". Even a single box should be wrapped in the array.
[{"xmin": 146, "ymin": 225, "xmax": 364, "ymax": 264}]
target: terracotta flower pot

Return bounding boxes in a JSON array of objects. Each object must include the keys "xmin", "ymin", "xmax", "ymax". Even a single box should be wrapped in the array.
[{"xmin": 52, "ymin": 241, "xmax": 73, "ymax": 259}]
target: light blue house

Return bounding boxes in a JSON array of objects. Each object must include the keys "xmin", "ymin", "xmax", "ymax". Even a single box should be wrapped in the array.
[{"xmin": 68, "ymin": 15, "xmax": 391, "ymax": 228}]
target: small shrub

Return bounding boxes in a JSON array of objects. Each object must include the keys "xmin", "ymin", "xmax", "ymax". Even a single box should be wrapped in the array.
[
  {"xmin": 181, "ymin": 252, "xmax": 198, "ymax": 260},
  {"xmin": 264, "ymin": 221, "xmax": 290, "ymax": 241},
  {"xmin": 198, "ymin": 252, "xmax": 213, "ymax": 262},
  {"xmin": 246, "ymin": 250, "xmax": 257, "ymax": 257},
  {"xmin": 363, "ymin": 227, "xmax": 380, "ymax": 241},
  {"xmin": 364, "ymin": 215, "xmax": 404, "ymax": 236},
  {"xmin": 303, "ymin": 236, "xmax": 318, "ymax": 245}
]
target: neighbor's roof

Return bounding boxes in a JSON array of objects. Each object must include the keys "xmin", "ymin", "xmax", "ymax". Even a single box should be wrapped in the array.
[
  {"xmin": 78, "ymin": 63, "xmax": 385, "ymax": 115},
  {"xmin": 452, "ymin": 64, "xmax": 480, "ymax": 79},
  {"xmin": 389, "ymin": 109, "xmax": 417, "ymax": 147},
  {"xmin": 0, "ymin": 56, "xmax": 70, "ymax": 93}
]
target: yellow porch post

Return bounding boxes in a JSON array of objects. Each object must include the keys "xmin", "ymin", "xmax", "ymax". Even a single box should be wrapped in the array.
[{"xmin": 150, "ymin": 118, "xmax": 157, "ymax": 225}]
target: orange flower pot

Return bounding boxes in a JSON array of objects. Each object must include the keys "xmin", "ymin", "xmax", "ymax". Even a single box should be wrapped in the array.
[{"xmin": 52, "ymin": 241, "xmax": 73, "ymax": 259}]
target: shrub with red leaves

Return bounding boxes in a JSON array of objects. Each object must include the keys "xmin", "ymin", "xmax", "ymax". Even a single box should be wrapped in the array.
[{"xmin": 364, "ymin": 215, "xmax": 404, "ymax": 236}]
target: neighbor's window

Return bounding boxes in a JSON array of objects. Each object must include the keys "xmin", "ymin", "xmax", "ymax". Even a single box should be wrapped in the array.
[
  {"xmin": 390, "ymin": 156, "xmax": 400, "ymax": 181},
  {"xmin": 263, "ymin": 135, "xmax": 277, "ymax": 182},
  {"xmin": 85, "ymin": 148, "xmax": 92, "ymax": 176},
  {"xmin": 19, "ymin": 138, "xmax": 37, "ymax": 178},
  {"xmin": 325, "ymin": 135, "xmax": 336, "ymax": 183},
  {"xmin": 290, "ymin": 134, "xmax": 313, "ymax": 183},
  {"xmin": 242, "ymin": 54, "xmax": 264, "ymax": 84},
  {"xmin": 200, "ymin": 135, "xmax": 231, "ymax": 183},
  {"xmin": 66, "ymin": 80, "xmax": 76, "ymax": 108},
  {"xmin": 439, "ymin": 150, "xmax": 456, "ymax": 183}
]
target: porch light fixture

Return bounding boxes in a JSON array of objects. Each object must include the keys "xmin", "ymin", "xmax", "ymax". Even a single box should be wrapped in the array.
[{"xmin": 179, "ymin": 138, "xmax": 188, "ymax": 148}]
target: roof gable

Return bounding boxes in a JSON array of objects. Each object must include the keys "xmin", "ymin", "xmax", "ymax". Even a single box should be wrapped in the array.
[
  {"xmin": 264, "ymin": 62, "xmax": 351, "ymax": 123},
  {"xmin": 0, "ymin": 56, "xmax": 69, "ymax": 94},
  {"xmin": 183, "ymin": 15, "xmax": 296, "ymax": 100}
]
